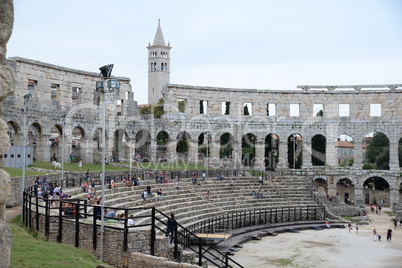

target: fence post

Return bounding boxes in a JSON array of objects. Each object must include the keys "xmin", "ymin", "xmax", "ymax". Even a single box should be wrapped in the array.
[
  {"xmin": 151, "ymin": 207, "xmax": 156, "ymax": 255},
  {"xmin": 174, "ymin": 223, "xmax": 178, "ymax": 260},
  {"xmin": 28, "ymin": 193, "xmax": 32, "ymax": 228},
  {"xmin": 124, "ymin": 209, "xmax": 128, "ymax": 252},
  {"xmin": 93, "ymin": 206, "xmax": 97, "ymax": 250},
  {"xmin": 198, "ymin": 237, "xmax": 203, "ymax": 266},
  {"xmin": 35, "ymin": 197, "xmax": 39, "ymax": 231},
  {"xmin": 45, "ymin": 199, "xmax": 50, "ymax": 236},
  {"xmin": 58, "ymin": 201, "xmax": 63, "ymax": 243},
  {"xmin": 75, "ymin": 203, "xmax": 80, "ymax": 248}
]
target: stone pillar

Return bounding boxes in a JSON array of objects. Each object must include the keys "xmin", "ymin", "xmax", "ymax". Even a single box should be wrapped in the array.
[
  {"xmin": 166, "ymin": 139, "xmax": 177, "ymax": 162},
  {"xmin": 353, "ymin": 140, "xmax": 363, "ymax": 169},
  {"xmin": 254, "ymin": 140, "xmax": 265, "ymax": 169},
  {"xmin": 327, "ymin": 176, "xmax": 337, "ymax": 197},
  {"xmin": 389, "ymin": 142, "xmax": 400, "ymax": 171},
  {"xmin": 325, "ymin": 138, "xmax": 337, "ymax": 168},
  {"xmin": 149, "ymin": 139, "xmax": 157, "ymax": 162},
  {"xmin": 277, "ymin": 140, "xmax": 288, "ymax": 169},
  {"xmin": 353, "ymin": 187, "xmax": 364, "ymax": 206},
  {"xmin": 232, "ymin": 140, "xmax": 242, "ymax": 169},
  {"xmin": 38, "ymin": 134, "xmax": 51, "ymax": 162},
  {"xmin": 390, "ymin": 189, "xmax": 400, "ymax": 207},
  {"xmin": 80, "ymin": 138, "xmax": 93, "ymax": 164},
  {"xmin": 301, "ymin": 141, "xmax": 312, "ymax": 169},
  {"xmin": 210, "ymin": 139, "xmax": 220, "ymax": 169},
  {"xmin": 188, "ymin": 138, "xmax": 198, "ymax": 165}
]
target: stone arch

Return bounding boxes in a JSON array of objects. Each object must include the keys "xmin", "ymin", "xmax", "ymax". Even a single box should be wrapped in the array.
[
  {"xmin": 113, "ymin": 128, "xmax": 128, "ymax": 162},
  {"xmin": 92, "ymin": 128, "xmax": 102, "ymax": 164},
  {"xmin": 363, "ymin": 176, "xmax": 390, "ymax": 206},
  {"xmin": 49, "ymin": 124, "xmax": 63, "ymax": 161},
  {"xmin": 197, "ymin": 132, "xmax": 210, "ymax": 158},
  {"xmin": 28, "ymin": 122, "xmax": 42, "ymax": 162},
  {"xmin": 135, "ymin": 130, "xmax": 151, "ymax": 160},
  {"xmin": 220, "ymin": 133, "xmax": 234, "ymax": 159},
  {"xmin": 314, "ymin": 178, "xmax": 328, "ymax": 194},
  {"xmin": 264, "ymin": 133, "xmax": 279, "ymax": 170},
  {"xmin": 287, "ymin": 133, "xmax": 302, "ymax": 169},
  {"xmin": 362, "ymin": 132, "xmax": 389, "ymax": 170},
  {"xmin": 71, "ymin": 126, "xmax": 86, "ymax": 162},
  {"xmin": 176, "ymin": 131, "xmax": 191, "ymax": 162},
  {"xmin": 336, "ymin": 178, "xmax": 355, "ymax": 204},
  {"xmin": 156, "ymin": 130, "xmax": 169, "ymax": 159},
  {"xmin": 7, "ymin": 121, "xmax": 20, "ymax": 146},
  {"xmin": 311, "ymin": 134, "xmax": 326, "ymax": 166},
  {"xmin": 335, "ymin": 134, "xmax": 355, "ymax": 167},
  {"xmin": 242, "ymin": 133, "xmax": 256, "ymax": 167}
]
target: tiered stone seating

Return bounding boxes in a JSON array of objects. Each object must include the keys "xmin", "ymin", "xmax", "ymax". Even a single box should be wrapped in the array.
[{"xmin": 65, "ymin": 175, "xmax": 318, "ymax": 232}]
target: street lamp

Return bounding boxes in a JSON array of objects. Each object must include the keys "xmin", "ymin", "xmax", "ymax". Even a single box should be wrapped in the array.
[
  {"xmin": 21, "ymin": 92, "xmax": 32, "ymax": 223},
  {"xmin": 61, "ymin": 114, "xmax": 66, "ymax": 182},
  {"xmin": 129, "ymin": 128, "xmax": 135, "ymax": 180},
  {"xmin": 206, "ymin": 132, "xmax": 211, "ymax": 177},
  {"xmin": 96, "ymin": 64, "xmax": 120, "ymax": 262}
]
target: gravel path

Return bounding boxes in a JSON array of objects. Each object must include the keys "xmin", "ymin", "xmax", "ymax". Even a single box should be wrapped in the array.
[{"xmin": 231, "ymin": 207, "xmax": 402, "ymax": 268}]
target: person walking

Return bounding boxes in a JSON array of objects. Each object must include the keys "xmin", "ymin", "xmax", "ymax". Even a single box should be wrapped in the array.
[
  {"xmin": 166, "ymin": 213, "xmax": 177, "ymax": 244},
  {"xmin": 373, "ymin": 228, "xmax": 377, "ymax": 241},
  {"xmin": 387, "ymin": 228, "xmax": 392, "ymax": 242}
]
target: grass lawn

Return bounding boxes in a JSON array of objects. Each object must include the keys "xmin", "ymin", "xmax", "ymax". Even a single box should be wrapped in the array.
[
  {"xmin": 3, "ymin": 167, "xmax": 48, "ymax": 178},
  {"xmin": 10, "ymin": 215, "xmax": 112, "ymax": 268},
  {"xmin": 124, "ymin": 161, "xmax": 206, "ymax": 170},
  {"xmin": 29, "ymin": 162, "xmax": 130, "ymax": 172}
]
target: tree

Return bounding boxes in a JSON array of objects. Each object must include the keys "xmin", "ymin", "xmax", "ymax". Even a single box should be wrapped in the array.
[
  {"xmin": 364, "ymin": 132, "xmax": 389, "ymax": 169},
  {"xmin": 140, "ymin": 98, "xmax": 164, "ymax": 118}
]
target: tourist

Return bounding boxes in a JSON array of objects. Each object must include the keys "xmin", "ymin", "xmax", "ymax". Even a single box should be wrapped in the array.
[
  {"xmin": 69, "ymin": 153, "xmax": 73, "ymax": 163},
  {"xmin": 81, "ymin": 181, "xmax": 88, "ymax": 193},
  {"xmin": 387, "ymin": 228, "xmax": 392, "ymax": 242},
  {"xmin": 205, "ymin": 190, "xmax": 210, "ymax": 199},
  {"xmin": 175, "ymin": 181, "xmax": 181, "ymax": 190},
  {"xmin": 202, "ymin": 172, "xmax": 206, "ymax": 181},
  {"xmin": 356, "ymin": 223, "xmax": 359, "ymax": 233},
  {"xmin": 230, "ymin": 179, "xmax": 234, "ymax": 186},
  {"xmin": 85, "ymin": 169, "xmax": 90, "ymax": 181},
  {"xmin": 325, "ymin": 221, "xmax": 331, "ymax": 228},
  {"xmin": 78, "ymin": 159, "xmax": 82, "ymax": 171},
  {"xmin": 142, "ymin": 189, "xmax": 148, "ymax": 205},
  {"xmin": 42, "ymin": 175, "xmax": 48, "ymax": 191},
  {"xmin": 166, "ymin": 213, "xmax": 177, "ymax": 244},
  {"xmin": 127, "ymin": 215, "xmax": 134, "ymax": 226},
  {"xmin": 348, "ymin": 223, "xmax": 352, "ymax": 233},
  {"xmin": 394, "ymin": 218, "xmax": 398, "ymax": 229},
  {"xmin": 258, "ymin": 175, "xmax": 263, "ymax": 185},
  {"xmin": 157, "ymin": 189, "xmax": 162, "ymax": 201},
  {"xmin": 373, "ymin": 228, "xmax": 377, "ymax": 241},
  {"xmin": 105, "ymin": 209, "xmax": 117, "ymax": 220}
]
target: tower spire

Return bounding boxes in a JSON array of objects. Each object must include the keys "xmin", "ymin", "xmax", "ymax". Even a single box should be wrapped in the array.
[{"xmin": 153, "ymin": 19, "xmax": 166, "ymax": 46}]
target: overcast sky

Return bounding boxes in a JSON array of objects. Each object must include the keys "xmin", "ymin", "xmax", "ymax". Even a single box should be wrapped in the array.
[{"xmin": 7, "ymin": 0, "xmax": 402, "ymax": 104}]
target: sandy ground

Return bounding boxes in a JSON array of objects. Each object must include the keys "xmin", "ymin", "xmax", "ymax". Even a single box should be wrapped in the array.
[{"xmin": 231, "ymin": 207, "xmax": 402, "ymax": 268}]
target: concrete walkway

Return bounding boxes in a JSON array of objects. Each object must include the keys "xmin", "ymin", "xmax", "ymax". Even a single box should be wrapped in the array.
[{"xmin": 5, "ymin": 206, "xmax": 21, "ymax": 222}]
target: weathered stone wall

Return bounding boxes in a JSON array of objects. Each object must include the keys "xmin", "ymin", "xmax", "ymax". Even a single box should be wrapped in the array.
[
  {"xmin": 0, "ymin": 1, "xmax": 14, "ymax": 267},
  {"xmin": 4, "ymin": 57, "xmax": 138, "ymax": 163}
]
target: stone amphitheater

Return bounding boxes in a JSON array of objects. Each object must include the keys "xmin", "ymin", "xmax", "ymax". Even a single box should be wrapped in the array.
[{"xmin": 1, "ymin": 1, "xmax": 402, "ymax": 267}]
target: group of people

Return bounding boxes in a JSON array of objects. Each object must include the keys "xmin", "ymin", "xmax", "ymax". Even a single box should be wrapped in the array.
[
  {"xmin": 98, "ymin": 208, "xmax": 135, "ymax": 226},
  {"xmin": 373, "ymin": 227, "xmax": 393, "ymax": 242},
  {"xmin": 34, "ymin": 177, "xmax": 71, "ymax": 206},
  {"xmin": 141, "ymin": 185, "xmax": 163, "ymax": 204}
]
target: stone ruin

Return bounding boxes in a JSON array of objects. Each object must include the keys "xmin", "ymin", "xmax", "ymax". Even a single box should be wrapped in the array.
[{"xmin": 0, "ymin": 0, "xmax": 14, "ymax": 267}]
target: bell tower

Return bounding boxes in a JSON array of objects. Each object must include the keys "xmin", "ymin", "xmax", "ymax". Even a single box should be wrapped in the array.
[{"xmin": 147, "ymin": 20, "xmax": 171, "ymax": 104}]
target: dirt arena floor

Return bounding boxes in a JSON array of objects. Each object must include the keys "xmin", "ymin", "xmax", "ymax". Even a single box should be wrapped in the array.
[{"xmin": 231, "ymin": 207, "xmax": 402, "ymax": 268}]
